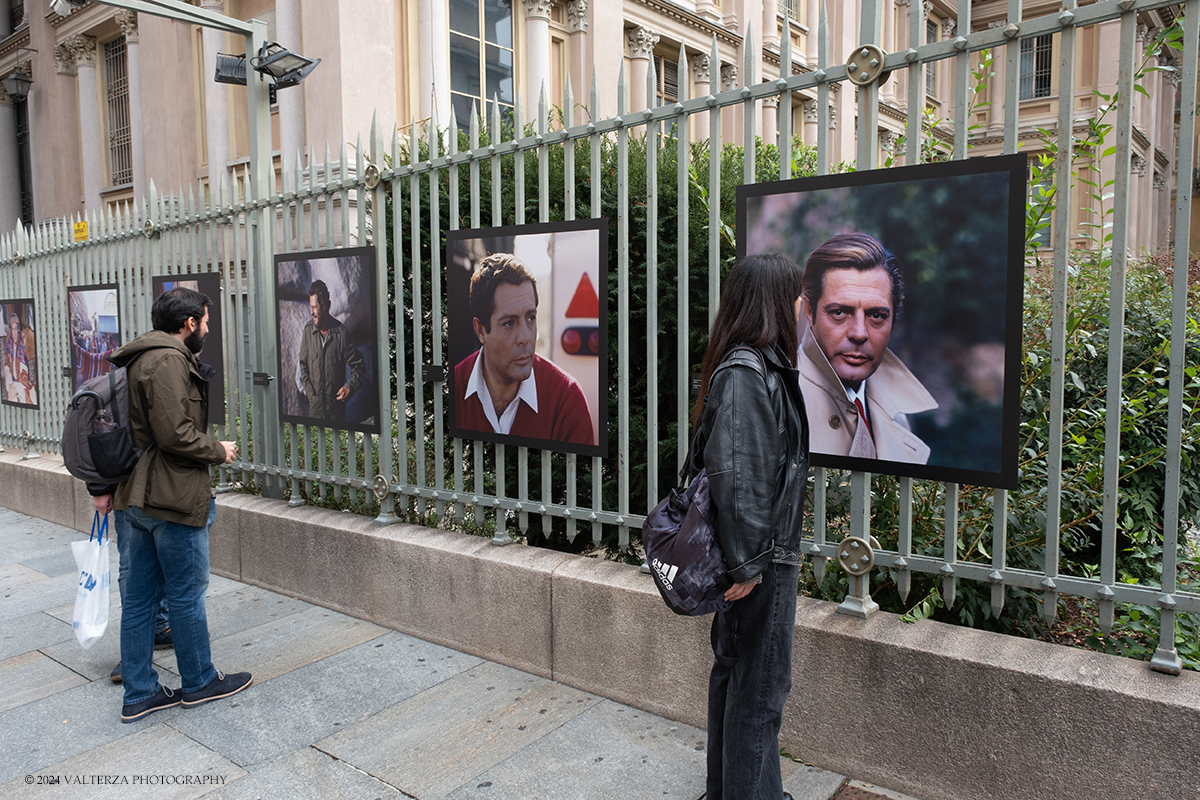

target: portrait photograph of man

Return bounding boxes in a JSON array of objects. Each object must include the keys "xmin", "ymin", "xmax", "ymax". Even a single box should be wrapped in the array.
[
  {"xmin": 448, "ymin": 219, "xmax": 608, "ymax": 457},
  {"xmin": 739, "ymin": 155, "xmax": 1025, "ymax": 489},
  {"xmin": 275, "ymin": 248, "xmax": 379, "ymax": 433},
  {"xmin": 1, "ymin": 300, "xmax": 38, "ymax": 409},
  {"xmin": 68, "ymin": 285, "xmax": 121, "ymax": 394},
  {"xmin": 154, "ymin": 274, "xmax": 225, "ymax": 425}
]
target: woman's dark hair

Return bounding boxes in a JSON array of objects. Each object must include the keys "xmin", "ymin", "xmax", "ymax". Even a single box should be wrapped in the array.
[
  {"xmin": 152, "ymin": 287, "xmax": 211, "ymax": 334},
  {"xmin": 691, "ymin": 253, "xmax": 804, "ymax": 425}
]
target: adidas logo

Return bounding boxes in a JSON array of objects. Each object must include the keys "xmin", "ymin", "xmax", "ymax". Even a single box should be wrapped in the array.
[{"xmin": 651, "ymin": 558, "xmax": 678, "ymax": 590}]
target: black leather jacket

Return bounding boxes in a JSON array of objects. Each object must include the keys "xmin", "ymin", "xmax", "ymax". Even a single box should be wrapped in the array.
[{"xmin": 692, "ymin": 344, "xmax": 810, "ymax": 583}]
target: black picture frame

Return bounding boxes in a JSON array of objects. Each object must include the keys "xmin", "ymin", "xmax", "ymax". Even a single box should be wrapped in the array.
[
  {"xmin": 67, "ymin": 283, "xmax": 121, "ymax": 395},
  {"xmin": 1, "ymin": 298, "xmax": 39, "ymax": 409},
  {"xmin": 153, "ymin": 274, "xmax": 226, "ymax": 426},
  {"xmin": 274, "ymin": 246, "xmax": 381, "ymax": 434},
  {"xmin": 447, "ymin": 218, "xmax": 609, "ymax": 458},
  {"xmin": 737, "ymin": 154, "xmax": 1026, "ymax": 490}
]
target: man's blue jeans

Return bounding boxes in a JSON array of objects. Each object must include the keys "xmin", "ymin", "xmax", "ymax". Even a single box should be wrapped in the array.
[
  {"xmin": 117, "ymin": 500, "xmax": 217, "ymax": 706},
  {"xmin": 115, "ymin": 515, "xmax": 170, "ymax": 637},
  {"xmin": 706, "ymin": 561, "xmax": 799, "ymax": 800}
]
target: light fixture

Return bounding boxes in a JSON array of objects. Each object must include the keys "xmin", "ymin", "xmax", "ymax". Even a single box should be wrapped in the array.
[
  {"xmin": 252, "ymin": 43, "xmax": 319, "ymax": 85},
  {"xmin": 1, "ymin": 69, "xmax": 32, "ymax": 101},
  {"xmin": 213, "ymin": 42, "xmax": 319, "ymax": 103}
]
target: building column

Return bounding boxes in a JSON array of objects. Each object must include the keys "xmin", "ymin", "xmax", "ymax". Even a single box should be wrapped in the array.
[
  {"xmin": 763, "ymin": 0, "xmax": 779, "ymax": 49},
  {"xmin": 762, "ymin": 96, "xmax": 779, "ymax": 146},
  {"xmin": 802, "ymin": 97, "xmax": 818, "ymax": 145},
  {"xmin": 691, "ymin": 53, "xmax": 711, "ymax": 138},
  {"xmin": 805, "ymin": 0, "xmax": 819, "ymax": 68},
  {"xmin": 881, "ymin": 0, "xmax": 896, "ymax": 104},
  {"xmin": 524, "ymin": 0, "xmax": 552, "ymax": 122},
  {"xmin": 628, "ymin": 27, "xmax": 658, "ymax": 113},
  {"xmin": 987, "ymin": 21, "xmax": 1004, "ymax": 134},
  {"xmin": 0, "ymin": 88, "xmax": 19, "ymax": 231},
  {"xmin": 115, "ymin": 11, "xmax": 146, "ymax": 202},
  {"xmin": 276, "ymin": 0, "xmax": 305, "ymax": 171},
  {"xmin": 61, "ymin": 35, "xmax": 101, "ymax": 213},
  {"xmin": 200, "ymin": 0, "xmax": 230, "ymax": 196},
  {"xmin": 566, "ymin": 0, "xmax": 588, "ymax": 125},
  {"xmin": 721, "ymin": 63, "xmax": 738, "ymax": 144},
  {"xmin": 417, "ymin": 0, "xmax": 448, "ymax": 129}
]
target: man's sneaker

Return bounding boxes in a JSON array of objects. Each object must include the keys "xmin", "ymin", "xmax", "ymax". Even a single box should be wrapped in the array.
[
  {"xmin": 181, "ymin": 671, "xmax": 253, "ymax": 708},
  {"xmin": 120, "ymin": 684, "xmax": 181, "ymax": 723},
  {"xmin": 153, "ymin": 628, "xmax": 173, "ymax": 650},
  {"xmin": 110, "ymin": 663, "xmax": 122, "ymax": 684}
]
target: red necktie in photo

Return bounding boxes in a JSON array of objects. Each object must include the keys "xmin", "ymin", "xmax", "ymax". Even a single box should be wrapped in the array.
[{"xmin": 854, "ymin": 398, "xmax": 872, "ymax": 437}]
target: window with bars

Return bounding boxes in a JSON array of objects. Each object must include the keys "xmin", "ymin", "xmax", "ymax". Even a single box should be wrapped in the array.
[
  {"xmin": 9, "ymin": 1, "xmax": 25, "ymax": 31},
  {"xmin": 15, "ymin": 97, "xmax": 32, "ymax": 227},
  {"xmin": 1020, "ymin": 34, "xmax": 1053, "ymax": 100},
  {"xmin": 653, "ymin": 54, "xmax": 678, "ymax": 106},
  {"xmin": 104, "ymin": 37, "xmax": 133, "ymax": 186},
  {"xmin": 925, "ymin": 20, "xmax": 938, "ymax": 98},
  {"xmin": 449, "ymin": 0, "xmax": 515, "ymax": 131},
  {"xmin": 780, "ymin": 0, "xmax": 801, "ymax": 22}
]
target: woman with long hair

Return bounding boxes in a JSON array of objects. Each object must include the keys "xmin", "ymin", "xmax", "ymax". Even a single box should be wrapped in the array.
[{"xmin": 692, "ymin": 253, "xmax": 810, "ymax": 799}]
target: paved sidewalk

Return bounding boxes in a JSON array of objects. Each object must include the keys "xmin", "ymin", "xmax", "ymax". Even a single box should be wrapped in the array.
[{"xmin": 0, "ymin": 507, "xmax": 905, "ymax": 800}]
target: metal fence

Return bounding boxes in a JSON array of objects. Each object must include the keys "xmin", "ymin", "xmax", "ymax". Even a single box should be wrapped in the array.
[{"xmin": 1, "ymin": 0, "xmax": 1196, "ymax": 674}]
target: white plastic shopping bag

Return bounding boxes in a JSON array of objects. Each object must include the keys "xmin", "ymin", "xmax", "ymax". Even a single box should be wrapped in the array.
[{"xmin": 71, "ymin": 511, "xmax": 111, "ymax": 649}]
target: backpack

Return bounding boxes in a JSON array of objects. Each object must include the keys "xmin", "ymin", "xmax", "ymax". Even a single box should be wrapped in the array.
[
  {"xmin": 62, "ymin": 353, "xmax": 146, "ymax": 485},
  {"xmin": 642, "ymin": 348, "xmax": 760, "ymax": 616}
]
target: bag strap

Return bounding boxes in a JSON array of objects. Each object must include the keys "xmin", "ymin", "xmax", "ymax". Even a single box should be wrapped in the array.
[{"xmin": 680, "ymin": 345, "xmax": 764, "ymax": 483}]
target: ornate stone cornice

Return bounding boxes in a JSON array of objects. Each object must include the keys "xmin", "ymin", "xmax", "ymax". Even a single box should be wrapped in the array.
[
  {"xmin": 881, "ymin": 130, "xmax": 900, "ymax": 151},
  {"xmin": 566, "ymin": 0, "xmax": 588, "ymax": 33},
  {"xmin": 828, "ymin": 101, "xmax": 837, "ymax": 129},
  {"xmin": 1131, "ymin": 152, "xmax": 1147, "ymax": 176},
  {"xmin": 941, "ymin": 18, "xmax": 956, "ymax": 38},
  {"xmin": 115, "ymin": 10, "xmax": 138, "ymax": 43},
  {"xmin": 720, "ymin": 63, "xmax": 738, "ymax": 91},
  {"xmin": 628, "ymin": 0, "xmax": 741, "ymax": 48},
  {"xmin": 691, "ymin": 53, "xmax": 710, "ymax": 83},
  {"xmin": 0, "ymin": 26, "xmax": 31, "ymax": 59},
  {"xmin": 523, "ymin": 0, "xmax": 552, "ymax": 21},
  {"xmin": 54, "ymin": 43, "xmax": 77, "ymax": 75},
  {"xmin": 0, "ymin": 85, "xmax": 11, "ymax": 106},
  {"xmin": 1153, "ymin": 171, "xmax": 1166, "ymax": 191},
  {"xmin": 803, "ymin": 98, "xmax": 817, "ymax": 122},
  {"xmin": 627, "ymin": 26, "xmax": 659, "ymax": 59}
]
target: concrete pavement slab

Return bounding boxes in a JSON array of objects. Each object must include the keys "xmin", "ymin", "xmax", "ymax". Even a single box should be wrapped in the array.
[
  {"xmin": 205, "ymin": 746, "xmax": 405, "ymax": 800},
  {"xmin": 19, "ymin": 548, "xmax": 80, "ymax": 579},
  {"xmin": 156, "ymin": 603, "xmax": 388, "ymax": 684},
  {"xmin": 1, "ymin": 723, "xmax": 247, "ymax": 800},
  {"xmin": 168, "ymin": 631, "xmax": 481, "ymax": 768},
  {"xmin": 438, "ymin": 697, "xmax": 708, "ymax": 800},
  {"xmin": 316, "ymin": 659, "xmax": 600, "ymax": 799},
  {"xmin": 0, "ymin": 610, "xmax": 74, "ymax": 661},
  {"xmin": 198, "ymin": 584, "xmax": 311, "ymax": 641},
  {"xmin": 0, "ymin": 651, "xmax": 89, "ymax": 713},
  {"xmin": 0, "ymin": 512, "xmax": 78, "ymax": 566},
  {"xmin": 0, "ymin": 678, "xmax": 183, "ymax": 785},
  {"xmin": 0, "ymin": 566, "xmax": 90, "ymax": 621},
  {"xmin": 782, "ymin": 763, "xmax": 849, "ymax": 800}
]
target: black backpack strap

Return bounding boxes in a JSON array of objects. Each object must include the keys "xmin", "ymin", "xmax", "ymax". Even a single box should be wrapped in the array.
[{"xmin": 681, "ymin": 345, "xmax": 764, "ymax": 483}]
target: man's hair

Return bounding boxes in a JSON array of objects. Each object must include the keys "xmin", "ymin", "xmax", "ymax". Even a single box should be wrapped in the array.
[
  {"xmin": 692, "ymin": 253, "xmax": 804, "ymax": 425},
  {"xmin": 152, "ymin": 287, "xmax": 211, "ymax": 334},
  {"xmin": 469, "ymin": 253, "xmax": 539, "ymax": 333},
  {"xmin": 802, "ymin": 232, "xmax": 903, "ymax": 319},
  {"xmin": 308, "ymin": 280, "xmax": 330, "ymax": 308}
]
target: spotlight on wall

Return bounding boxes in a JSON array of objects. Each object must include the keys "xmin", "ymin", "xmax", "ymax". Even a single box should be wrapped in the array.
[
  {"xmin": 1, "ymin": 69, "xmax": 32, "ymax": 101},
  {"xmin": 213, "ymin": 42, "xmax": 319, "ymax": 104}
]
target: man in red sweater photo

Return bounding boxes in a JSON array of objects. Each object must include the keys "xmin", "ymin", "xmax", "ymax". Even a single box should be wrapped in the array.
[{"xmin": 452, "ymin": 253, "xmax": 594, "ymax": 447}]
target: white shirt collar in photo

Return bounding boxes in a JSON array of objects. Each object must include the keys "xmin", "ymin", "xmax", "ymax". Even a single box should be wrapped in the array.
[
  {"xmin": 465, "ymin": 350, "xmax": 540, "ymax": 435},
  {"xmin": 844, "ymin": 378, "xmax": 867, "ymax": 409}
]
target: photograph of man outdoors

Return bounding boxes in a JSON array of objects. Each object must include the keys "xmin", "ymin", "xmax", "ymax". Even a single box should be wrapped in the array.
[
  {"xmin": 275, "ymin": 248, "xmax": 379, "ymax": 433},
  {"xmin": 448, "ymin": 220, "xmax": 607, "ymax": 455},
  {"xmin": 2, "ymin": 301, "xmax": 37, "ymax": 408},
  {"xmin": 740, "ymin": 156, "xmax": 1024, "ymax": 488}
]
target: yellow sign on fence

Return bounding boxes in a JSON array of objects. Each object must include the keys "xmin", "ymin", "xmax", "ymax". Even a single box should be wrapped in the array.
[{"xmin": 73, "ymin": 221, "xmax": 89, "ymax": 242}]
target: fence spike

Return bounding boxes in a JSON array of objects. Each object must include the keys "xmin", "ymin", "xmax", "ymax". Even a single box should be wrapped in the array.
[{"xmin": 618, "ymin": 60, "xmax": 627, "ymax": 116}]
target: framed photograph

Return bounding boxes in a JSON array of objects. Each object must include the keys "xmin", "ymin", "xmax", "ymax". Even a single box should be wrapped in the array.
[
  {"xmin": 68, "ymin": 284, "xmax": 121, "ymax": 394},
  {"xmin": 274, "ymin": 246, "xmax": 380, "ymax": 434},
  {"xmin": 153, "ymin": 274, "xmax": 225, "ymax": 426},
  {"xmin": 447, "ymin": 218, "xmax": 609, "ymax": 457},
  {"xmin": 2, "ymin": 299, "xmax": 38, "ymax": 409},
  {"xmin": 737, "ymin": 155, "xmax": 1026, "ymax": 489}
]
